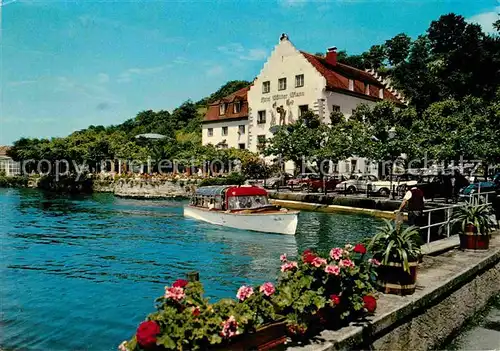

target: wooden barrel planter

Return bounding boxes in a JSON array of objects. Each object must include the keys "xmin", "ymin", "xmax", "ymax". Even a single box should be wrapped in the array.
[
  {"xmin": 214, "ymin": 319, "xmax": 288, "ymax": 351},
  {"xmin": 459, "ymin": 224, "xmax": 490, "ymax": 250},
  {"xmin": 377, "ymin": 261, "xmax": 418, "ymax": 296}
]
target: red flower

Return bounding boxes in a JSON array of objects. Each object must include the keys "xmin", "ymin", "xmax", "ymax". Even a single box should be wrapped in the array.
[
  {"xmin": 136, "ymin": 320, "xmax": 161, "ymax": 348},
  {"xmin": 353, "ymin": 243, "xmax": 367, "ymax": 254},
  {"xmin": 330, "ymin": 294, "xmax": 341, "ymax": 305},
  {"xmin": 192, "ymin": 306, "xmax": 201, "ymax": 317},
  {"xmin": 302, "ymin": 249, "xmax": 317, "ymax": 264},
  {"xmin": 172, "ymin": 279, "xmax": 189, "ymax": 288},
  {"xmin": 363, "ymin": 295, "xmax": 377, "ymax": 313}
]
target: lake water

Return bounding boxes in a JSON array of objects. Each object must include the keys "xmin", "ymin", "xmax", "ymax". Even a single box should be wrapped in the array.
[{"xmin": 0, "ymin": 188, "xmax": 382, "ymax": 350}]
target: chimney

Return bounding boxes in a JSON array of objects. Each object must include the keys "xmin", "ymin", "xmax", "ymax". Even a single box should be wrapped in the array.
[{"xmin": 326, "ymin": 46, "xmax": 337, "ymax": 66}]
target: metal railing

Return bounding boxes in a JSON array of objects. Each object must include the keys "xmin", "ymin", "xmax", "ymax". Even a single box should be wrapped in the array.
[{"xmin": 416, "ymin": 190, "xmax": 496, "ymax": 244}]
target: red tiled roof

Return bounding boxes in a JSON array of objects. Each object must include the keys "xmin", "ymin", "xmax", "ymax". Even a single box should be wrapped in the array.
[
  {"xmin": 204, "ymin": 86, "xmax": 250, "ymax": 122},
  {"xmin": 300, "ymin": 51, "xmax": 405, "ymax": 105},
  {"xmin": 0, "ymin": 146, "xmax": 11, "ymax": 156}
]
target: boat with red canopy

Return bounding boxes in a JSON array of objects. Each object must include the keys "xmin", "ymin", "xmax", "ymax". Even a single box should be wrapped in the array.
[{"xmin": 183, "ymin": 185, "xmax": 299, "ymax": 235}]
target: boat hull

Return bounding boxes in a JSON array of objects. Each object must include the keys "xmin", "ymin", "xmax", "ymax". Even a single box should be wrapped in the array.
[{"xmin": 183, "ymin": 206, "xmax": 299, "ymax": 235}]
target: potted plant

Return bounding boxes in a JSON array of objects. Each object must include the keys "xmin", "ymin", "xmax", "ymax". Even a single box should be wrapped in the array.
[
  {"xmin": 368, "ymin": 219, "xmax": 421, "ymax": 296},
  {"xmin": 451, "ymin": 202, "xmax": 495, "ymax": 250},
  {"xmin": 119, "ymin": 244, "xmax": 379, "ymax": 351}
]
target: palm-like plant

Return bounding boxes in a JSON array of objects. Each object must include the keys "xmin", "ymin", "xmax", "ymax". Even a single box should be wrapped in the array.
[
  {"xmin": 450, "ymin": 202, "xmax": 495, "ymax": 236},
  {"xmin": 368, "ymin": 219, "xmax": 421, "ymax": 273}
]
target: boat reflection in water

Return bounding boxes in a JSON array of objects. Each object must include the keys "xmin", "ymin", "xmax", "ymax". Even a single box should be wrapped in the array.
[{"xmin": 184, "ymin": 185, "xmax": 299, "ymax": 235}]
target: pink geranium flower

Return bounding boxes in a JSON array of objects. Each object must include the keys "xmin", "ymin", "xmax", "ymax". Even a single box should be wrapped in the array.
[
  {"xmin": 330, "ymin": 247, "xmax": 343, "ymax": 260},
  {"xmin": 236, "ymin": 285, "xmax": 254, "ymax": 301},
  {"xmin": 368, "ymin": 258, "xmax": 381, "ymax": 266},
  {"xmin": 324, "ymin": 264, "xmax": 340, "ymax": 275},
  {"xmin": 220, "ymin": 316, "xmax": 239, "ymax": 338},
  {"xmin": 311, "ymin": 257, "xmax": 327, "ymax": 267},
  {"xmin": 259, "ymin": 282, "xmax": 275, "ymax": 296},
  {"xmin": 280, "ymin": 253, "xmax": 287, "ymax": 262},
  {"xmin": 281, "ymin": 261, "xmax": 298, "ymax": 272},
  {"xmin": 164, "ymin": 286, "xmax": 185, "ymax": 301},
  {"xmin": 339, "ymin": 259, "xmax": 355, "ymax": 268}
]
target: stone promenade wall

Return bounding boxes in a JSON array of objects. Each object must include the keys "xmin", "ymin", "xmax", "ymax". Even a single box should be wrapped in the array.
[
  {"xmin": 288, "ymin": 233, "xmax": 500, "ymax": 351},
  {"xmin": 93, "ymin": 179, "xmax": 192, "ymax": 198}
]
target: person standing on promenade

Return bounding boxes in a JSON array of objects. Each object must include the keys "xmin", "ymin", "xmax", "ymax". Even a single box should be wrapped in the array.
[{"xmin": 398, "ymin": 183, "xmax": 425, "ymax": 227}]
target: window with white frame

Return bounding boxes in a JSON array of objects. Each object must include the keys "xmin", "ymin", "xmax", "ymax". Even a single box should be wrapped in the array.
[
  {"xmin": 222, "ymin": 127, "xmax": 228, "ymax": 136},
  {"xmin": 257, "ymin": 110, "xmax": 266, "ymax": 124},
  {"xmin": 278, "ymin": 78, "xmax": 287, "ymax": 91},
  {"xmin": 238, "ymin": 143, "xmax": 245, "ymax": 150},
  {"xmin": 208, "ymin": 128, "xmax": 213, "ymax": 137},
  {"xmin": 262, "ymin": 81, "xmax": 270, "ymax": 94},
  {"xmin": 234, "ymin": 101, "xmax": 241, "ymax": 113},
  {"xmin": 332, "ymin": 105, "xmax": 340, "ymax": 113},
  {"xmin": 238, "ymin": 125, "xmax": 245, "ymax": 135},
  {"xmin": 348, "ymin": 79, "xmax": 354, "ymax": 91},
  {"xmin": 295, "ymin": 74, "xmax": 304, "ymax": 88}
]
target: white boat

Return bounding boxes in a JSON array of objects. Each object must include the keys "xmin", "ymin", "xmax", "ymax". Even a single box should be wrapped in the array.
[{"xmin": 183, "ymin": 185, "xmax": 299, "ymax": 235}]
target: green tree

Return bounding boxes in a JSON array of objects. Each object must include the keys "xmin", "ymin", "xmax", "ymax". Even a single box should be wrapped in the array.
[{"xmin": 385, "ymin": 33, "xmax": 412, "ymax": 66}]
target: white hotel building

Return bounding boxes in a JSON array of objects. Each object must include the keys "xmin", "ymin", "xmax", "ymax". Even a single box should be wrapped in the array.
[{"xmin": 202, "ymin": 34, "xmax": 405, "ymax": 175}]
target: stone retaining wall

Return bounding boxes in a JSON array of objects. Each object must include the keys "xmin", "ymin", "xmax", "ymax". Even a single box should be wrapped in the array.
[
  {"xmin": 93, "ymin": 179, "xmax": 191, "ymax": 198},
  {"xmin": 288, "ymin": 233, "xmax": 500, "ymax": 351}
]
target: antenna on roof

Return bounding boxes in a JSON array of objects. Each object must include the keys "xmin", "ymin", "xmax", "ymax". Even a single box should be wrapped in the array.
[{"xmin": 280, "ymin": 33, "xmax": 289, "ymax": 41}]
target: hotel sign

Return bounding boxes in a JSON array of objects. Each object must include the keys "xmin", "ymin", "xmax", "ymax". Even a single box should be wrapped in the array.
[{"xmin": 260, "ymin": 91, "xmax": 305, "ymax": 103}]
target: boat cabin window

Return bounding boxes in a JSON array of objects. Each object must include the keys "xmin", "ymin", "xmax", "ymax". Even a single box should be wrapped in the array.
[
  {"xmin": 228, "ymin": 195, "xmax": 269, "ymax": 210},
  {"xmin": 191, "ymin": 195, "xmax": 223, "ymax": 210}
]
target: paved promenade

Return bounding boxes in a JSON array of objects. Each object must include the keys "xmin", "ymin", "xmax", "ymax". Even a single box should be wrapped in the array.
[{"xmin": 447, "ymin": 295, "xmax": 500, "ymax": 350}]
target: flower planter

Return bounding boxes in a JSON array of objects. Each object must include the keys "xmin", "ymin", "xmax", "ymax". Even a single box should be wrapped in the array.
[
  {"xmin": 459, "ymin": 224, "xmax": 490, "ymax": 250},
  {"xmin": 214, "ymin": 320, "xmax": 287, "ymax": 351},
  {"xmin": 377, "ymin": 261, "xmax": 418, "ymax": 296}
]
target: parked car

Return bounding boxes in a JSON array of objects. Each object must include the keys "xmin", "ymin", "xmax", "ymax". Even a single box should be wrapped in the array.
[
  {"xmin": 417, "ymin": 173, "xmax": 470, "ymax": 199},
  {"xmin": 299, "ymin": 175, "xmax": 343, "ymax": 193},
  {"xmin": 459, "ymin": 181, "xmax": 498, "ymax": 197},
  {"xmin": 262, "ymin": 173, "xmax": 293, "ymax": 189},
  {"xmin": 287, "ymin": 173, "xmax": 320, "ymax": 190},
  {"xmin": 336, "ymin": 174, "xmax": 378, "ymax": 194},
  {"xmin": 370, "ymin": 173, "xmax": 420, "ymax": 197},
  {"xmin": 246, "ymin": 173, "xmax": 293, "ymax": 189}
]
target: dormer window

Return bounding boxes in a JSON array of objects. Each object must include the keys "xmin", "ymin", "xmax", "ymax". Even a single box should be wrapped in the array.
[
  {"xmin": 348, "ymin": 79, "xmax": 354, "ymax": 91},
  {"xmin": 219, "ymin": 103, "xmax": 227, "ymax": 115},
  {"xmin": 234, "ymin": 101, "xmax": 241, "ymax": 113}
]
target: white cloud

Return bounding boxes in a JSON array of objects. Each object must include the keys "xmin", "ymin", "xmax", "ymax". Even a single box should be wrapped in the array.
[
  {"xmin": 116, "ymin": 65, "xmax": 168, "ymax": 83},
  {"xmin": 54, "ymin": 76, "xmax": 116, "ymax": 102},
  {"xmin": 467, "ymin": 6, "xmax": 499, "ymax": 34},
  {"xmin": 278, "ymin": 0, "xmax": 309, "ymax": 7},
  {"xmin": 97, "ymin": 73, "xmax": 109, "ymax": 84},
  {"xmin": 206, "ymin": 65, "xmax": 224, "ymax": 77},
  {"xmin": 217, "ymin": 43, "xmax": 268, "ymax": 61},
  {"xmin": 243, "ymin": 48, "xmax": 268, "ymax": 61},
  {"xmin": 7, "ymin": 80, "xmax": 37, "ymax": 87}
]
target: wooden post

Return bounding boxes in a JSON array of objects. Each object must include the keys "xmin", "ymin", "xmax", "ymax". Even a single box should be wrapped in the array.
[
  {"xmin": 395, "ymin": 210, "xmax": 403, "ymax": 231},
  {"xmin": 187, "ymin": 271, "xmax": 199, "ymax": 282}
]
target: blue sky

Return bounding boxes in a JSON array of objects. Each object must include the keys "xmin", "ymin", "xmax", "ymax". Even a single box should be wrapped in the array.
[{"xmin": 1, "ymin": 0, "xmax": 498, "ymax": 145}]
